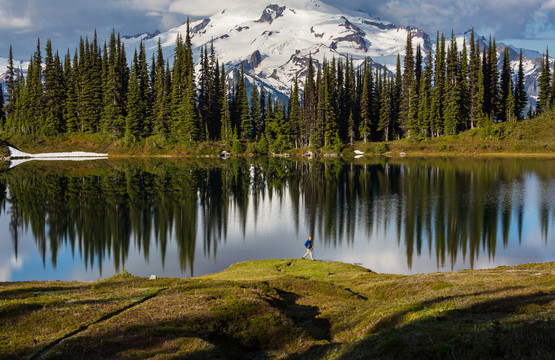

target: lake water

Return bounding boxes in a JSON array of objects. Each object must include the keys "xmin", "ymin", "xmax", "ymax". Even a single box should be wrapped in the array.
[{"xmin": 0, "ymin": 157, "xmax": 553, "ymax": 282}]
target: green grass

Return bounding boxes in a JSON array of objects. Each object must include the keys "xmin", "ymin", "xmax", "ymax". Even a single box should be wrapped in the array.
[
  {"xmin": 1, "ymin": 260, "xmax": 554, "ymax": 359},
  {"xmin": 374, "ymin": 115, "xmax": 555, "ymax": 157}
]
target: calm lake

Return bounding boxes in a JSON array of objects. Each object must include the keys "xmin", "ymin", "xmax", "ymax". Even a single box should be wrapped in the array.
[{"xmin": 0, "ymin": 157, "xmax": 553, "ymax": 282}]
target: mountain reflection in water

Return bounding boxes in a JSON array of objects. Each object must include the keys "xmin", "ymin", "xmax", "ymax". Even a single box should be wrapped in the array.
[{"xmin": 0, "ymin": 157, "xmax": 553, "ymax": 281}]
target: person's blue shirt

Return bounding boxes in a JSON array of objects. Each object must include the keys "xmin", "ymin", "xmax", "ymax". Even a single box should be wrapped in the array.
[{"xmin": 304, "ymin": 239, "xmax": 312, "ymax": 248}]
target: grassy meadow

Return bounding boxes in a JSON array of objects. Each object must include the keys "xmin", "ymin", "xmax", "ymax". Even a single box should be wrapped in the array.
[{"xmin": 1, "ymin": 260, "xmax": 554, "ymax": 359}]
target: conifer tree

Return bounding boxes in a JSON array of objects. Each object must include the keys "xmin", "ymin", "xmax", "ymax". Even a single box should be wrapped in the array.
[
  {"xmin": 476, "ymin": 56, "xmax": 488, "ymax": 128},
  {"xmin": 236, "ymin": 68, "xmax": 251, "ymax": 140},
  {"xmin": 289, "ymin": 77, "xmax": 301, "ymax": 147},
  {"xmin": 27, "ymin": 39, "xmax": 44, "ymax": 134},
  {"xmin": 550, "ymin": 54, "xmax": 555, "ymax": 108},
  {"xmin": 537, "ymin": 48, "xmax": 551, "ymax": 113},
  {"xmin": 347, "ymin": 111, "xmax": 355, "ymax": 144},
  {"xmin": 303, "ymin": 54, "xmax": 317, "ymax": 147},
  {"xmin": 259, "ymin": 87, "xmax": 267, "ymax": 136},
  {"xmin": 63, "ymin": 50, "xmax": 79, "ymax": 132},
  {"xmin": 323, "ymin": 58, "xmax": 338, "ymax": 146},
  {"xmin": 184, "ymin": 19, "xmax": 194, "ymax": 77},
  {"xmin": 336, "ymin": 59, "xmax": 348, "ymax": 140},
  {"xmin": 414, "ymin": 45, "xmax": 423, "ymax": 93},
  {"xmin": 198, "ymin": 46, "xmax": 210, "ymax": 138},
  {"xmin": 417, "ymin": 44, "xmax": 433, "ymax": 138},
  {"xmin": 481, "ymin": 42, "xmax": 491, "ymax": 119},
  {"xmin": 102, "ymin": 31, "xmax": 126, "ymax": 137},
  {"xmin": 78, "ymin": 34, "xmax": 103, "ymax": 133},
  {"xmin": 250, "ymin": 82, "xmax": 261, "ymax": 140},
  {"xmin": 373, "ymin": 65, "xmax": 382, "ymax": 129},
  {"xmin": 207, "ymin": 42, "xmax": 221, "ymax": 140},
  {"xmin": 431, "ymin": 32, "xmax": 446, "ymax": 137},
  {"xmin": 10, "ymin": 66, "xmax": 26, "ymax": 134},
  {"xmin": 175, "ymin": 71, "xmax": 201, "ymax": 144},
  {"xmin": 444, "ymin": 32, "xmax": 461, "ymax": 135},
  {"xmin": 90, "ymin": 32, "xmax": 104, "ymax": 132},
  {"xmin": 499, "ymin": 48, "xmax": 512, "ymax": 122},
  {"xmin": 344, "ymin": 57, "xmax": 358, "ymax": 140},
  {"xmin": 378, "ymin": 68, "xmax": 393, "ymax": 141},
  {"xmin": 488, "ymin": 38, "xmax": 499, "ymax": 120},
  {"xmin": 220, "ymin": 65, "xmax": 232, "ymax": 144},
  {"xmin": 505, "ymin": 74, "xmax": 515, "ymax": 122},
  {"xmin": 359, "ymin": 59, "xmax": 372, "ymax": 142},
  {"xmin": 468, "ymin": 30, "xmax": 480, "ymax": 129},
  {"xmin": 138, "ymin": 41, "xmax": 151, "ymax": 136},
  {"xmin": 43, "ymin": 39, "xmax": 65, "ymax": 135},
  {"xmin": 170, "ymin": 34, "xmax": 185, "ymax": 131},
  {"xmin": 400, "ymin": 32, "xmax": 414, "ymax": 137},
  {"xmin": 393, "ymin": 54, "xmax": 402, "ymax": 138},
  {"xmin": 459, "ymin": 39, "xmax": 470, "ymax": 131},
  {"xmin": 152, "ymin": 39, "xmax": 168, "ymax": 137},
  {"xmin": 408, "ymin": 45, "xmax": 421, "ymax": 137},
  {"xmin": 266, "ymin": 100, "xmax": 290, "ymax": 152},
  {"xmin": 266, "ymin": 92, "xmax": 274, "ymax": 129},
  {"xmin": 514, "ymin": 49, "xmax": 527, "ymax": 120},
  {"xmin": 125, "ymin": 56, "xmax": 143, "ymax": 142},
  {"xmin": 4, "ymin": 46, "xmax": 16, "ymax": 120},
  {"xmin": 315, "ymin": 65, "xmax": 325, "ymax": 147}
]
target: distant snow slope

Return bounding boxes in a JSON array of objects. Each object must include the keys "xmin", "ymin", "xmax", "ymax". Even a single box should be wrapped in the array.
[
  {"xmin": 0, "ymin": 58, "xmax": 29, "ymax": 90},
  {"xmin": 123, "ymin": 0, "xmax": 430, "ymax": 96}
]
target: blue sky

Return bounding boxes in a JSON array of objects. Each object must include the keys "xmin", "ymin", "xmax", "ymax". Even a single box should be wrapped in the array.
[{"xmin": 2, "ymin": 0, "xmax": 555, "ymax": 59}]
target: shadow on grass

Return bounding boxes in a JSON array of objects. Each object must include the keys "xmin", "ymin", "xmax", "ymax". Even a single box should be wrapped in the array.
[
  {"xmin": 14, "ymin": 286, "xmax": 333, "ymax": 359},
  {"xmin": 24, "ymin": 313, "xmax": 293, "ymax": 360},
  {"xmin": 7, "ymin": 285, "xmax": 553, "ymax": 360},
  {"xmin": 0, "ymin": 285, "xmax": 85, "ymax": 300},
  {"xmin": 272, "ymin": 289, "xmax": 331, "ymax": 341},
  {"xmin": 371, "ymin": 286, "xmax": 525, "ymax": 333},
  {"xmin": 0, "ymin": 302, "xmax": 44, "ymax": 322},
  {"xmin": 337, "ymin": 291, "xmax": 555, "ymax": 360}
]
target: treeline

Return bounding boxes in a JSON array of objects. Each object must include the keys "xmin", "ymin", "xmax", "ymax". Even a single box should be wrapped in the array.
[
  {"xmin": 0, "ymin": 25, "xmax": 532, "ymax": 151},
  {"xmin": 2, "ymin": 22, "xmax": 218, "ymax": 144}
]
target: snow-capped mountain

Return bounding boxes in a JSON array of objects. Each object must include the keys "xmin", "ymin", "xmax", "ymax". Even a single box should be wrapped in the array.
[
  {"xmin": 123, "ymin": 0, "xmax": 431, "ymax": 96},
  {"xmin": 0, "ymin": 0, "xmax": 547, "ymax": 110}
]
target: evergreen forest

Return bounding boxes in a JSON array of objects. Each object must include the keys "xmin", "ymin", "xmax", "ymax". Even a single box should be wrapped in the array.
[{"xmin": 2, "ymin": 23, "xmax": 551, "ymax": 153}]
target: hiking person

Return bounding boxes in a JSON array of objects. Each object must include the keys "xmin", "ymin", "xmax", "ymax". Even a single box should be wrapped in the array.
[{"xmin": 302, "ymin": 236, "xmax": 314, "ymax": 260}]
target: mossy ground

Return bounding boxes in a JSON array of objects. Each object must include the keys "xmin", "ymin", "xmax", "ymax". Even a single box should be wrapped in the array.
[
  {"xmin": 361, "ymin": 114, "xmax": 555, "ymax": 157},
  {"xmin": 1, "ymin": 260, "xmax": 554, "ymax": 359}
]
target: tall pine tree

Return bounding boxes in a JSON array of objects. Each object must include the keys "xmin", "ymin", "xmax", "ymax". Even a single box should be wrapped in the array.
[
  {"xmin": 400, "ymin": 32, "xmax": 414, "ymax": 137},
  {"xmin": 514, "ymin": 49, "xmax": 527, "ymax": 120},
  {"xmin": 537, "ymin": 48, "xmax": 551, "ymax": 114}
]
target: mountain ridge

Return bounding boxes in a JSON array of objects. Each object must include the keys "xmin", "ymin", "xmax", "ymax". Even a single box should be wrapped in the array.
[
  {"xmin": 0, "ymin": 0, "xmax": 548, "ymax": 109},
  {"xmin": 122, "ymin": 0, "xmax": 430, "ymax": 98}
]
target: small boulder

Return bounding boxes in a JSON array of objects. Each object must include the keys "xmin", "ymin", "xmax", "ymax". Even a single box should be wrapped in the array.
[{"xmin": 149, "ymin": 275, "xmax": 157, "ymax": 280}]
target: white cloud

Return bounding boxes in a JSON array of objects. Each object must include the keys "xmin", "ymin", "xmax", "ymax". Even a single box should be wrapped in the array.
[
  {"xmin": 0, "ymin": 5, "xmax": 32, "ymax": 30},
  {"xmin": 541, "ymin": 0, "xmax": 555, "ymax": 10},
  {"xmin": 0, "ymin": 255, "xmax": 23, "ymax": 282},
  {"xmin": 3, "ymin": 0, "xmax": 555, "ymax": 58}
]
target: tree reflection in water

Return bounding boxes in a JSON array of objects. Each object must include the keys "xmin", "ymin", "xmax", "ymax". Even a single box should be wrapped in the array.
[{"xmin": 0, "ymin": 157, "xmax": 553, "ymax": 275}]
